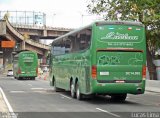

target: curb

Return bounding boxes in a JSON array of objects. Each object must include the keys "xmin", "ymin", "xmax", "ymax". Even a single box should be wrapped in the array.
[
  {"xmin": 146, "ymin": 80, "xmax": 160, "ymax": 93},
  {"xmin": 146, "ymin": 88, "xmax": 160, "ymax": 94},
  {"xmin": 146, "ymin": 90, "xmax": 160, "ymax": 93},
  {"xmin": 0, "ymin": 87, "xmax": 17, "ymax": 118}
]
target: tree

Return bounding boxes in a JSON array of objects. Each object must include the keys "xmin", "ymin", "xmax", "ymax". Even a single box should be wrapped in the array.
[{"xmin": 87, "ymin": 0, "xmax": 160, "ymax": 80}]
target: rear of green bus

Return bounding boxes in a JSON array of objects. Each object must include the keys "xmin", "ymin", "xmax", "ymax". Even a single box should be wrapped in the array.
[
  {"xmin": 91, "ymin": 21, "xmax": 146, "ymax": 96},
  {"xmin": 18, "ymin": 51, "xmax": 38, "ymax": 79}
]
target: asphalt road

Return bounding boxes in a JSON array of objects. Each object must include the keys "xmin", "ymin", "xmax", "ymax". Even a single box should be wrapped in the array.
[{"xmin": 0, "ymin": 75, "xmax": 160, "ymax": 118}]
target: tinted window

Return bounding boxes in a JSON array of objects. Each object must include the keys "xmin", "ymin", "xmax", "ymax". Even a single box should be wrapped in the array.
[{"xmin": 52, "ymin": 27, "xmax": 91, "ymax": 56}]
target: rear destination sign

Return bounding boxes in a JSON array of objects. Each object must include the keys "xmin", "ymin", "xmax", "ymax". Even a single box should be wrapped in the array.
[{"xmin": 101, "ymin": 32, "xmax": 139, "ymax": 41}]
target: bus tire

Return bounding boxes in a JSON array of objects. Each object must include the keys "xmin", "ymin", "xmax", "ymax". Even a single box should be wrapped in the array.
[
  {"xmin": 53, "ymin": 80, "xmax": 58, "ymax": 92},
  {"xmin": 54, "ymin": 87, "xmax": 58, "ymax": 92},
  {"xmin": 53, "ymin": 79, "xmax": 61, "ymax": 92},
  {"xmin": 76, "ymin": 82, "xmax": 83, "ymax": 100},
  {"xmin": 70, "ymin": 81, "xmax": 76, "ymax": 98},
  {"xmin": 111, "ymin": 94, "xmax": 127, "ymax": 102}
]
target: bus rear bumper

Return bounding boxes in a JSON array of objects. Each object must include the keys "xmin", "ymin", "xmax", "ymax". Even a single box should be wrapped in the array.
[
  {"xmin": 91, "ymin": 80, "xmax": 145, "ymax": 95},
  {"xmin": 18, "ymin": 74, "xmax": 37, "ymax": 77}
]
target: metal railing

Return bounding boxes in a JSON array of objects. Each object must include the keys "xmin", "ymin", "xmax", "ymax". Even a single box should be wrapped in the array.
[{"xmin": 0, "ymin": 11, "xmax": 46, "ymax": 26}]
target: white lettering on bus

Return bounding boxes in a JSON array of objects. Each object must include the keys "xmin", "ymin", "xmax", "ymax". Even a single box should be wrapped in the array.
[
  {"xmin": 126, "ymin": 72, "xmax": 141, "ymax": 76},
  {"xmin": 101, "ymin": 32, "xmax": 138, "ymax": 40}
]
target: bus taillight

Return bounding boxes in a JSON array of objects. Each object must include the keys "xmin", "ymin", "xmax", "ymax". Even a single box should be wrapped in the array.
[
  {"xmin": 92, "ymin": 65, "xmax": 97, "ymax": 79},
  {"xmin": 142, "ymin": 65, "xmax": 146, "ymax": 79},
  {"xmin": 18, "ymin": 68, "xmax": 21, "ymax": 74}
]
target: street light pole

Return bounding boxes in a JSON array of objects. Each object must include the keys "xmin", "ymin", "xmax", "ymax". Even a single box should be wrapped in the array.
[
  {"xmin": 53, "ymin": 13, "xmax": 56, "ymax": 26},
  {"xmin": 77, "ymin": 11, "xmax": 84, "ymax": 26}
]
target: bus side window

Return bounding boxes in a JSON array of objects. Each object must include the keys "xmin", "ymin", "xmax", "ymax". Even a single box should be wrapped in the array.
[
  {"xmin": 64, "ymin": 39, "xmax": 71, "ymax": 53},
  {"xmin": 69, "ymin": 35, "xmax": 78, "ymax": 52},
  {"xmin": 68, "ymin": 28, "xmax": 91, "ymax": 52},
  {"xmin": 53, "ymin": 45, "xmax": 63, "ymax": 55},
  {"xmin": 79, "ymin": 29, "xmax": 91, "ymax": 50}
]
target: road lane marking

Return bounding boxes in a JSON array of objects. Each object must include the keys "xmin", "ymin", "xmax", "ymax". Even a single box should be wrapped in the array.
[
  {"xmin": 31, "ymin": 88, "xmax": 44, "ymax": 90},
  {"xmin": 96, "ymin": 108, "xmax": 120, "ymax": 117},
  {"xmin": 60, "ymin": 94, "xmax": 72, "ymax": 99},
  {"xmin": 28, "ymin": 84, "xmax": 32, "ymax": 86},
  {"xmin": 10, "ymin": 91, "xmax": 25, "ymax": 93},
  {"xmin": 0, "ymin": 87, "xmax": 17, "ymax": 118}
]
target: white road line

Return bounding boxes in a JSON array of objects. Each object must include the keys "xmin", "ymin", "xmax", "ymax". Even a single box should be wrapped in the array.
[
  {"xmin": 0, "ymin": 87, "xmax": 17, "ymax": 118},
  {"xmin": 28, "ymin": 84, "xmax": 32, "ymax": 86},
  {"xmin": 10, "ymin": 91, "xmax": 25, "ymax": 93},
  {"xmin": 96, "ymin": 108, "xmax": 120, "ymax": 117},
  {"xmin": 60, "ymin": 94, "xmax": 72, "ymax": 99},
  {"xmin": 31, "ymin": 88, "xmax": 44, "ymax": 90}
]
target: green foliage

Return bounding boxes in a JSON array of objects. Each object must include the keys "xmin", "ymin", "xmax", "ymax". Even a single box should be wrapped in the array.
[{"xmin": 87, "ymin": 0, "xmax": 160, "ymax": 57}]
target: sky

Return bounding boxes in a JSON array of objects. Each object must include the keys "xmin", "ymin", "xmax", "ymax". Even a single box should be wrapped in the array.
[{"xmin": 0, "ymin": 0, "xmax": 103, "ymax": 28}]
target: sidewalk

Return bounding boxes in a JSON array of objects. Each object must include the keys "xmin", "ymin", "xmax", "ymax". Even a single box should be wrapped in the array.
[
  {"xmin": 145, "ymin": 80, "xmax": 160, "ymax": 93},
  {"xmin": 146, "ymin": 87, "xmax": 160, "ymax": 93},
  {"xmin": 0, "ymin": 74, "xmax": 9, "ymax": 112},
  {"xmin": 0, "ymin": 88, "xmax": 9, "ymax": 112}
]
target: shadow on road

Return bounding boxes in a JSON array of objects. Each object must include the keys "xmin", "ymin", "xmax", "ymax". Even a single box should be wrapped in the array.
[{"xmin": 58, "ymin": 91, "xmax": 141, "ymax": 106}]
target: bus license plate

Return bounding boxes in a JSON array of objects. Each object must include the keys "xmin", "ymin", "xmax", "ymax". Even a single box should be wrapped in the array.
[{"xmin": 116, "ymin": 80, "xmax": 125, "ymax": 83}]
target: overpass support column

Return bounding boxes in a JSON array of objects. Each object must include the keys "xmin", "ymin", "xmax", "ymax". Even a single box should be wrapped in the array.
[
  {"xmin": 42, "ymin": 56, "xmax": 46, "ymax": 64},
  {"xmin": 21, "ymin": 41, "xmax": 26, "ymax": 50},
  {"xmin": 43, "ymin": 26, "xmax": 47, "ymax": 37},
  {"xmin": 3, "ymin": 49, "xmax": 13, "ymax": 69},
  {"xmin": 41, "ymin": 50, "xmax": 48, "ymax": 65}
]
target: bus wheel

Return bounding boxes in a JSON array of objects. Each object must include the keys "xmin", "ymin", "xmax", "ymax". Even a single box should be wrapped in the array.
[
  {"xmin": 70, "ymin": 81, "xmax": 76, "ymax": 98},
  {"xmin": 76, "ymin": 82, "xmax": 83, "ymax": 100},
  {"xmin": 111, "ymin": 94, "xmax": 127, "ymax": 102},
  {"xmin": 53, "ymin": 79, "xmax": 61, "ymax": 92}
]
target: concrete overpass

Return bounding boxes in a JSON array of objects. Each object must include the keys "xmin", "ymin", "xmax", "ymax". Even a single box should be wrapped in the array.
[
  {"xmin": 12, "ymin": 24, "xmax": 72, "ymax": 40},
  {"xmin": 0, "ymin": 18, "xmax": 50, "ymax": 54},
  {"xmin": 0, "ymin": 17, "xmax": 51, "ymax": 69}
]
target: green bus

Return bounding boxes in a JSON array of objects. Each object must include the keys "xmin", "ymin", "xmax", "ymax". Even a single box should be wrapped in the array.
[
  {"xmin": 13, "ymin": 51, "xmax": 38, "ymax": 80},
  {"xmin": 49, "ymin": 21, "xmax": 146, "ymax": 101}
]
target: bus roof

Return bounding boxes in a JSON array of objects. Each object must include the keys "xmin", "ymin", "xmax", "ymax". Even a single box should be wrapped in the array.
[
  {"xmin": 95, "ymin": 21, "xmax": 144, "ymax": 26},
  {"xmin": 14, "ymin": 51, "xmax": 36, "ymax": 57},
  {"xmin": 52, "ymin": 21, "xmax": 144, "ymax": 45}
]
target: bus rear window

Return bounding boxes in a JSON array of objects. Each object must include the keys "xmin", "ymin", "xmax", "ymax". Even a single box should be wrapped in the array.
[
  {"xmin": 22, "ymin": 55, "xmax": 34, "ymax": 66},
  {"xmin": 23, "ymin": 59, "xmax": 34, "ymax": 62}
]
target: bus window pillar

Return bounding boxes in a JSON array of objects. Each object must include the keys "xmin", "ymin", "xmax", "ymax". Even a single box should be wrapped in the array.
[{"xmin": 3, "ymin": 48, "xmax": 13, "ymax": 70}]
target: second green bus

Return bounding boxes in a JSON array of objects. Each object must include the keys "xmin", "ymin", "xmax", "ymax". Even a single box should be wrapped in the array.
[{"xmin": 13, "ymin": 51, "xmax": 38, "ymax": 80}]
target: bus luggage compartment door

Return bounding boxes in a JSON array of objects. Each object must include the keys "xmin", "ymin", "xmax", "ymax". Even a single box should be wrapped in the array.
[{"xmin": 96, "ymin": 51, "xmax": 144, "ymax": 83}]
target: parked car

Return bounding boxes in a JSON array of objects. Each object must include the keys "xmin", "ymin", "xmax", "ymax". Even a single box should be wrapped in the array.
[{"xmin": 7, "ymin": 70, "xmax": 13, "ymax": 76}]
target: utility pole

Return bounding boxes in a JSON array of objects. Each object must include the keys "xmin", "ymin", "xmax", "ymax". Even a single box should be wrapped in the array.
[{"xmin": 53, "ymin": 13, "xmax": 56, "ymax": 26}]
